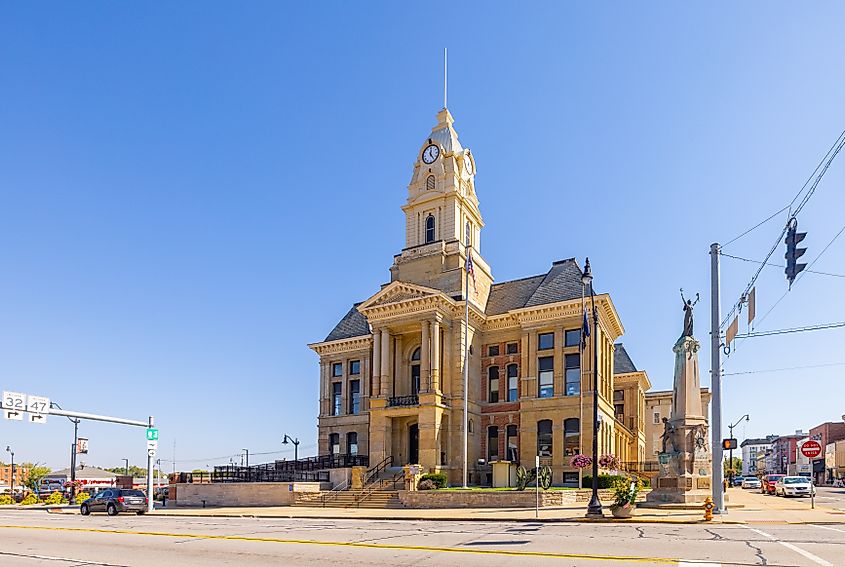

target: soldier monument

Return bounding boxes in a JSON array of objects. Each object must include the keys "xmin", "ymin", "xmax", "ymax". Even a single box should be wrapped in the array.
[{"xmin": 646, "ymin": 289, "xmax": 712, "ymax": 504}]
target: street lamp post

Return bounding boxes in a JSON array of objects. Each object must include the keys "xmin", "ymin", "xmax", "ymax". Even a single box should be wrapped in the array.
[
  {"xmin": 283, "ymin": 435, "xmax": 300, "ymax": 462},
  {"xmin": 582, "ymin": 258, "xmax": 604, "ymax": 518},
  {"xmin": 727, "ymin": 415, "xmax": 750, "ymax": 486},
  {"xmin": 5, "ymin": 446, "xmax": 14, "ymax": 494},
  {"xmin": 52, "ymin": 402, "xmax": 81, "ymax": 502}
]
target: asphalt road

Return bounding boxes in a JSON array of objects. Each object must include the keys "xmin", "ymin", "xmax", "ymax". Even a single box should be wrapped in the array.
[
  {"xmin": 812, "ymin": 486, "xmax": 845, "ymax": 511},
  {"xmin": 0, "ymin": 509, "xmax": 843, "ymax": 567}
]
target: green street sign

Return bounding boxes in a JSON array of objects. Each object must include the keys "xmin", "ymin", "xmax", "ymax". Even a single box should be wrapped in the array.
[{"xmin": 146, "ymin": 428, "xmax": 159, "ymax": 441}]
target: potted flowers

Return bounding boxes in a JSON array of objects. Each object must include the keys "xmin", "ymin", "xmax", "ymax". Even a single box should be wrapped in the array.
[
  {"xmin": 610, "ymin": 475, "xmax": 643, "ymax": 519},
  {"xmin": 569, "ymin": 454, "xmax": 592, "ymax": 469}
]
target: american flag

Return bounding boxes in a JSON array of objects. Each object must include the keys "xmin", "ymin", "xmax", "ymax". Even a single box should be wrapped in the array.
[
  {"xmin": 466, "ymin": 249, "xmax": 476, "ymax": 290},
  {"xmin": 581, "ymin": 302, "xmax": 590, "ymax": 350}
]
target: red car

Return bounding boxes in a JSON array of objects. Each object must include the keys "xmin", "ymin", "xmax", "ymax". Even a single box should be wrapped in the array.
[{"xmin": 762, "ymin": 474, "xmax": 785, "ymax": 495}]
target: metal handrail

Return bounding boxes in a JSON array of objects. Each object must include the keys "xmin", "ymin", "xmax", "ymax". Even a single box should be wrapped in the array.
[
  {"xmin": 320, "ymin": 478, "xmax": 349, "ymax": 507},
  {"xmin": 363, "ymin": 455, "xmax": 393, "ymax": 486}
]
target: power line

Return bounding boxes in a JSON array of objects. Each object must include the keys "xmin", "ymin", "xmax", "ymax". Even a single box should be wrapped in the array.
[
  {"xmin": 720, "ymin": 252, "xmax": 845, "ymax": 278},
  {"xmin": 723, "ymin": 362, "xmax": 845, "ymax": 376},
  {"xmin": 722, "ymin": 205, "xmax": 789, "ymax": 248},
  {"xmin": 735, "ymin": 321, "xmax": 845, "ymax": 339}
]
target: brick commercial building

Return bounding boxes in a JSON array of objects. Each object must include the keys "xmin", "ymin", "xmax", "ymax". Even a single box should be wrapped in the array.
[
  {"xmin": 740, "ymin": 435, "xmax": 778, "ymax": 477},
  {"xmin": 0, "ymin": 463, "xmax": 31, "ymax": 491},
  {"xmin": 809, "ymin": 422, "xmax": 845, "ymax": 484},
  {"xmin": 771, "ymin": 432, "xmax": 808, "ymax": 475},
  {"xmin": 309, "ymin": 106, "xmax": 653, "ymax": 486}
]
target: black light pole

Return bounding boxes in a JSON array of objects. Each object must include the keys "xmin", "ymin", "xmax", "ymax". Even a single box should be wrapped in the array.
[
  {"xmin": 51, "ymin": 402, "xmax": 80, "ymax": 501},
  {"xmin": 727, "ymin": 415, "xmax": 749, "ymax": 486},
  {"xmin": 283, "ymin": 435, "xmax": 300, "ymax": 462},
  {"xmin": 582, "ymin": 258, "xmax": 603, "ymax": 518}
]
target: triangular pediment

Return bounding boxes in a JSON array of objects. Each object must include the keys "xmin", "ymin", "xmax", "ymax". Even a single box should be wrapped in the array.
[{"xmin": 357, "ymin": 281, "xmax": 448, "ymax": 312}]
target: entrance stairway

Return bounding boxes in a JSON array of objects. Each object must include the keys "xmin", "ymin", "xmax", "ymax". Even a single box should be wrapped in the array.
[{"xmin": 293, "ymin": 489, "xmax": 403, "ymax": 509}]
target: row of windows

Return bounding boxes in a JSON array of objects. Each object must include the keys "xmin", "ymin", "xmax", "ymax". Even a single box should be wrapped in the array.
[
  {"xmin": 485, "ymin": 419, "xmax": 581, "ymax": 462},
  {"xmin": 486, "ymin": 343, "xmax": 519, "ymax": 357},
  {"xmin": 328, "ymin": 432, "xmax": 358, "ymax": 456},
  {"xmin": 538, "ymin": 354, "xmax": 580, "ymax": 398},
  {"xmin": 332, "ymin": 380, "xmax": 361, "ymax": 416},
  {"xmin": 331, "ymin": 360, "xmax": 360, "ymax": 378},
  {"xmin": 538, "ymin": 329, "xmax": 582, "ymax": 351},
  {"xmin": 487, "ymin": 364, "xmax": 519, "ymax": 403}
]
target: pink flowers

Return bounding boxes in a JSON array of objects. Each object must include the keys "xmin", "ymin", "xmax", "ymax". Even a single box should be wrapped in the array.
[
  {"xmin": 569, "ymin": 454, "xmax": 592, "ymax": 468},
  {"xmin": 599, "ymin": 454, "xmax": 620, "ymax": 470}
]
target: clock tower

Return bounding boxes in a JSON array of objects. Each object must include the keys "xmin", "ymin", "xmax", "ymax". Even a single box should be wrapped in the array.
[{"xmin": 389, "ymin": 107, "xmax": 492, "ymax": 307}]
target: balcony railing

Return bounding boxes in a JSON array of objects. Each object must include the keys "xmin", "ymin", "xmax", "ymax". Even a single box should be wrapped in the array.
[{"xmin": 388, "ymin": 395, "xmax": 419, "ymax": 407}]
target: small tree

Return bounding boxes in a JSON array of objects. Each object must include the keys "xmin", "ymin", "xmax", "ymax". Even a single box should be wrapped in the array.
[{"xmin": 22, "ymin": 464, "xmax": 52, "ymax": 493}]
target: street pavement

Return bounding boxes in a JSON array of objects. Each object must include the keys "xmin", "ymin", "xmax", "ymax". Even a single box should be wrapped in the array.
[
  {"xmin": 812, "ymin": 486, "xmax": 845, "ymax": 512},
  {"xmin": 1, "ymin": 508, "xmax": 844, "ymax": 566}
]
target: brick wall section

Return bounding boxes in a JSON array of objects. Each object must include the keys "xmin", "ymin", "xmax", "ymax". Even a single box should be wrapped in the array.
[
  {"xmin": 480, "ymin": 341, "xmax": 522, "ymax": 461},
  {"xmin": 171, "ymin": 482, "xmax": 325, "ymax": 507}
]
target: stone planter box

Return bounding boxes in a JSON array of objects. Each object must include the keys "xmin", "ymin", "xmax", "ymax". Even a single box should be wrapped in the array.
[{"xmin": 398, "ymin": 490, "xmax": 577, "ymax": 509}]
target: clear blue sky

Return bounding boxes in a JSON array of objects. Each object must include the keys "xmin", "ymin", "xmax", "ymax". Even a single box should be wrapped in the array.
[{"xmin": 2, "ymin": 2, "xmax": 844, "ymax": 471}]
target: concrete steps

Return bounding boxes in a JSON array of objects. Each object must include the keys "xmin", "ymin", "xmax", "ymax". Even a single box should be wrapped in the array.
[{"xmin": 293, "ymin": 490, "xmax": 403, "ymax": 509}]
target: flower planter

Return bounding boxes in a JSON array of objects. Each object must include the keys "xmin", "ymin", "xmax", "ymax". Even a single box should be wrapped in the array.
[{"xmin": 610, "ymin": 504, "xmax": 634, "ymax": 519}]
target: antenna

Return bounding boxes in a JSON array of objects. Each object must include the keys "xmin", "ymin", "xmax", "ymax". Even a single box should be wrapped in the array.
[{"xmin": 444, "ymin": 47, "xmax": 448, "ymax": 109}]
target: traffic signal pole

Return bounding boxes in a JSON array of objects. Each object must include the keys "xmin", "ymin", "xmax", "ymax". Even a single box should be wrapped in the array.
[
  {"xmin": 146, "ymin": 417, "xmax": 154, "ymax": 514},
  {"xmin": 710, "ymin": 243, "xmax": 725, "ymax": 513}
]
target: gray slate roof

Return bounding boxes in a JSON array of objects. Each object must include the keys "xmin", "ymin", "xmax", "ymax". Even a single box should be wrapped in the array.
[
  {"xmin": 613, "ymin": 343, "xmax": 638, "ymax": 374},
  {"xmin": 486, "ymin": 259, "xmax": 586, "ymax": 316},
  {"xmin": 46, "ymin": 466, "xmax": 117, "ymax": 480},
  {"xmin": 324, "ymin": 303, "xmax": 370, "ymax": 342}
]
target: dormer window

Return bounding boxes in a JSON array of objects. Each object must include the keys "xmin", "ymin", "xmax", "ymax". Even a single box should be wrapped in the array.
[
  {"xmin": 425, "ymin": 215, "xmax": 436, "ymax": 244},
  {"xmin": 426, "ymin": 175, "xmax": 435, "ymax": 191}
]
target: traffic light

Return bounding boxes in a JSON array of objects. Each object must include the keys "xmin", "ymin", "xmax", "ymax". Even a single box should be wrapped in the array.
[
  {"xmin": 784, "ymin": 218, "xmax": 807, "ymax": 287},
  {"xmin": 722, "ymin": 438, "xmax": 737, "ymax": 450}
]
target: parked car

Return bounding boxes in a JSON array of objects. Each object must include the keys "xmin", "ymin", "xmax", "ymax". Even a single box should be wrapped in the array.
[
  {"xmin": 742, "ymin": 477, "xmax": 761, "ymax": 489},
  {"xmin": 80, "ymin": 488, "xmax": 148, "ymax": 516},
  {"xmin": 762, "ymin": 474, "xmax": 785, "ymax": 495},
  {"xmin": 775, "ymin": 476, "xmax": 815, "ymax": 497},
  {"xmin": 732, "ymin": 476, "xmax": 745, "ymax": 487}
]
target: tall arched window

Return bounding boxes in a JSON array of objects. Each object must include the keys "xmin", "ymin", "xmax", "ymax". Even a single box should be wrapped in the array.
[
  {"xmin": 411, "ymin": 347, "xmax": 421, "ymax": 395},
  {"xmin": 537, "ymin": 419, "xmax": 553, "ymax": 458},
  {"xmin": 488, "ymin": 366, "xmax": 499, "ymax": 403},
  {"xmin": 564, "ymin": 418, "xmax": 580, "ymax": 456},
  {"xmin": 425, "ymin": 215, "xmax": 436, "ymax": 244}
]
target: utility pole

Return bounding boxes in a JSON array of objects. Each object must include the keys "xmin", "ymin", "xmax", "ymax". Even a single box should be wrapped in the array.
[
  {"xmin": 146, "ymin": 417, "xmax": 154, "ymax": 513},
  {"xmin": 5, "ymin": 446, "xmax": 13, "ymax": 494},
  {"xmin": 123, "ymin": 458, "xmax": 129, "ymax": 477},
  {"xmin": 710, "ymin": 243, "xmax": 725, "ymax": 513},
  {"xmin": 728, "ymin": 415, "xmax": 750, "ymax": 486}
]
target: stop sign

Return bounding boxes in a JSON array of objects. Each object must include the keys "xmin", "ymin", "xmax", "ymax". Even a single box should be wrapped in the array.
[{"xmin": 801, "ymin": 440, "xmax": 822, "ymax": 459}]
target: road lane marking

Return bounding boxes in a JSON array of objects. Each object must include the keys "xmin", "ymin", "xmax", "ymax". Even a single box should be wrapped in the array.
[
  {"xmin": 742, "ymin": 525, "xmax": 833, "ymax": 566},
  {"xmin": 0, "ymin": 550, "xmax": 128, "ymax": 566},
  {"xmin": 0, "ymin": 523, "xmax": 679, "ymax": 564},
  {"xmin": 811, "ymin": 524, "xmax": 845, "ymax": 534}
]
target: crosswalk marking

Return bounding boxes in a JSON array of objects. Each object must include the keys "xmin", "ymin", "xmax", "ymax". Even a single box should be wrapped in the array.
[{"xmin": 742, "ymin": 525, "xmax": 833, "ymax": 566}]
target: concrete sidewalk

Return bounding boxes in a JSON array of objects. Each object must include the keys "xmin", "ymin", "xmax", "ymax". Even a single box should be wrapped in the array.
[{"xmin": 151, "ymin": 488, "xmax": 845, "ymax": 525}]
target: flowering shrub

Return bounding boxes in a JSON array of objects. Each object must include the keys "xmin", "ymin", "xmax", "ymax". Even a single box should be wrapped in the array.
[
  {"xmin": 569, "ymin": 454, "xmax": 592, "ymax": 469},
  {"xmin": 64, "ymin": 480, "xmax": 83, "ymax": 490},
  {"xmin": 20, "ymin": 493, "xmax": 39, "ymax": 506},
  {"xmin": 610, "ymin": 476, "xmax": 644, "ymax": 508},
  {"xmin": 43, "ymin": 491, "xmax": 67, "ymax": 505},
  {"xmin": 75, "ymin": 492, "xmax": 90, "ymax": 505},
  {"xmin": 599, "ymin": 454, "xmax": 620, "ymax": 470},
  {"xmin": 0, "ymin": 494, "xmax": 13, "ymax": 505}
]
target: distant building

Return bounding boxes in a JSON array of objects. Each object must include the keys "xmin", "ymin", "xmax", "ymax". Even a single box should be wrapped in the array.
[
  {"xmin": 44, "ymin": 465, "xmax": 116, "ymax": 492},
  {"xmin": 740, "ymin": 435, "xmax": 778, "ymax": 476},
  {"xmin": 771, "ymin": 431, "xmax": 808, "ymax": 474},
  {"xmin": 808, "ymin": 422, "xmax": 845, "ymax": 484},
  {"xmin": 0, "ymin": 463, "xmax": 31, "ymax": 491},
  {"xmin": 643, "ymin": 389, "xmax": 711, "ymax": 458}
]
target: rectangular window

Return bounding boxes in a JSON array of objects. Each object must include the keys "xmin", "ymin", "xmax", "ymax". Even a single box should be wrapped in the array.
[
  {"xmin": 329, "ymin": 433, "xmax": 340, "ymax": 455},
  {"xmin": 411, "ymin": 364, "xmax": 420, "ymax": 395},
  {"xmin": 537, "ymin": 420, "xmax": 553, "ymax": 458},
  {"xmin": 564, "ymin": 329, "xmax": 581, "ymax": 348},
  {"xmin": 331, "ymin": 363, "xmax": 343, "ymax": 377},
  {"xmin": 538, "ymin": 356, "xmax": 554, "ymax": 398},
  {"xmin": 614, "ymin": 404, "xmax": 624, "ymax": 421},
  {"xmin": 506, "ymin": 425, "xmax": 518, "ymax": 462},
  {"xmin": 563, "ymin": 472, "xmax": 579, "ymax": 487},
  {"xmin": 488, "ymin": 345, "xmax": 500, "ymax": 357},
  {"xmin": 488, "ymin": 366, "xmax": 500, "ymax": 403},
  {"xmin": 347, "ymin": 432, "xmax": 358, "ymax": 456},
  {"xmin": 332, "ymin": 382, "xmax": 342, "ymax": 416},
  {"xmin": 564, "ymin": 354, "xmax": 580, "ymax": 396},
  {"xmin": 487, "ymin": 426, "xmax": 499, "ymax": 462},
  {"xmin": 613, "ymin": 389, "xmax": 624, "ymax": 402},
  {"xmin": 507, "ymin": 364, "xmax": 518, "ymax": 402},
  {"xmin": 564, "ymin": 418, "xmax": 580, "ymax": 456},
  {"xmin": 506, "ymin": 342, "xmax": 518, "ymax": 355},
  {"xmin": 653, "ymin": 412, "xmax": 660, "ymax": 425},
  {"xmin": 349, "ymin": 360, "xmax": 360, "ymax": 375},
  {"xmin": 349, "ymin": 380, "xmax": 360, "ymax": 414},
  {"xmin": 538, "ymin": 332, "xmax": 554, "ymax": 350}
]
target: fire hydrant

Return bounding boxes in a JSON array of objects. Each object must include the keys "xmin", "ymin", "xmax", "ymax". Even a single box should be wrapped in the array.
[{"xmin": 703, "ymin": 496, "xmax": 714, "ymax": 521}]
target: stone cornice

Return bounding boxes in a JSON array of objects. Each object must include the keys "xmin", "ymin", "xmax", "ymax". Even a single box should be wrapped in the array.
[{"xmin": 308, "ymin": 335, "xmax": 373, "ymax": 356}]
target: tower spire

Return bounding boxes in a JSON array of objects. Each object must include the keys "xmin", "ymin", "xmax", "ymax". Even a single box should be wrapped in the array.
[{"xmin": 443, "ymin": 47, "xmax": 448, "ymax": 109}]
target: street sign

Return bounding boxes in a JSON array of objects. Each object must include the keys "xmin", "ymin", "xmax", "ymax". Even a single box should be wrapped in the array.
[
  {"xmin": 26, "ymin": 395, "xmax": 50, "ymax": 415},
  {"xmin": 76, "ymin": 438, "xmax": 89, "ymax": 454},
  {"xmin": 801, "ymin": 440, "xmax": 822, "ymax": 459},
  {"xmin": 29, "ymin": 413, "xmax": 47, "ymax": 424},
  {"xmin": 2, "ymin": 391, "xmax": 25, "ymax": 412},
  {"xmin": 3, "ymin": 409, "xmax": 23, "ymax": 421},
  {"xmin": 147, "ymin": 449, "xmax": 156, "ymax": 457},
  {"xmin": 146, "ymin": 428, "xmax": 158, "ymax": 441},
  {"xmin": 147, "ymin": 440, "xmax": 158, "ymax": 451}
]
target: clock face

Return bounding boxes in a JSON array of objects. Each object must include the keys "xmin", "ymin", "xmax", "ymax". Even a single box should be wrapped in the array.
[
  {"xmin": 422, "ymin": 144, "xmax": 440, "ymax": 164},
  {"xmin": 464, "ymin": 155, "xmax": 473, "ymax": 175}
]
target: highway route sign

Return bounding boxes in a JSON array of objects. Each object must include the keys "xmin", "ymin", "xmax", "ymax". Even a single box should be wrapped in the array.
[
  {"xmin": 2, "ymin": 391, "xmax": 25, "ymax": 411},
  {"xmin": 29, "ymin": 413, "xmax": 47, "ymax": 424},
  {"xmin": 26, "ymin": 395, "xmax": 50, "ymax": 415},
  {"xmin": 146, "ymin": 428, "xmax": 159, "ymax": 441}
]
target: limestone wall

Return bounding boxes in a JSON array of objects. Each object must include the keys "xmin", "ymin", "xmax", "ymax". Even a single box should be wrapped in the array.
[
  {"xmin": 398, "ymin": 490, "xmax": 577, "ymax": 508},
  {"xmin": 171, "ymin": 482, "xmax": 325, "ymax": 507}
]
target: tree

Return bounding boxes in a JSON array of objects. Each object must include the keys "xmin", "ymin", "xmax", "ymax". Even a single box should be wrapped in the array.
[
  {"xmin": 20, "ymin": 463, "xmax": 51, "ymax": 492},
  {"xmin": 723, "ymin": 457, "xmax": 742, "ymax": 477}
]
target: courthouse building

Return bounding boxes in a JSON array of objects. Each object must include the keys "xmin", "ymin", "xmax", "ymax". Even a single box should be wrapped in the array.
[{"xmin": 309, "ymin": 106, "xmax": 650, "ymax": 485}]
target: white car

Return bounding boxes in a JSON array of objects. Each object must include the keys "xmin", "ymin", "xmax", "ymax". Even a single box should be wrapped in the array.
[
  {"xmin": 741, "ymin": 477, "xmax": 761, "ymax": 489},
  {"xmin": 775, "ymin": 476, "xmax": 815, "ymax": 497}
]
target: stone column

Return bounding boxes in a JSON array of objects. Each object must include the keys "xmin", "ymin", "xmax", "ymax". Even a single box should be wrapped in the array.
[
  {"xmin": 380, "ymin": 329, "xmax": 390, "ymax": 398},
  {"xmin": 372, "ymin": 330, "xmax": 382, "ymax": 397},
  {"xmin": 431, "ymin": 319, "xmax": 441, "ymax": 393},
  {"xmin": 421, "ymin": 321, "xmax": 430, "ymax": 393},
  {"xmin": 319, "ymin": 361, "xmax": 329, "ymax": 416}
]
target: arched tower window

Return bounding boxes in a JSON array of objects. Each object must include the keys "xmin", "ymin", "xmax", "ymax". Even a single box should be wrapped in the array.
[
  {"xmin": 411, "ymin": 347, "xmax": 421, "ymax": 395},
  {"xmin": 425, "ymin": 215, "xmax": 436, "ymax": 244},
  {"xmin": 426, "ymin": 175, "xmax": 435, "ymax": 191}
]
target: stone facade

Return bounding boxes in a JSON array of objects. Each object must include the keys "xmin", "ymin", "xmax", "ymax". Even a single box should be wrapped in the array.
[
  {"xmin": 309, "ymin": 106, "xmax": 652, "ymax": 486},
  {"xmin": 644, "ymin": 388, "xmax": 711, "ymax": 459},
  {"xmin": 171, "ymin": 482, "xmax": 324, "ymax": 507}
]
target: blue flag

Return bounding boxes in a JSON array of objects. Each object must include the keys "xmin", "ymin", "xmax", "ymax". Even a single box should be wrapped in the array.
[{"xmin": 581, "ymin": 307, "xmax": 590, "ymax": 350}]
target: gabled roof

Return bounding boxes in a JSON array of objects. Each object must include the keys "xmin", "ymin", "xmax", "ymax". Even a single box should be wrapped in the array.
[
  {"xmin": 324, "ymin": 303, "xmax": 370, "ymax": 342},
  {"xmin": 613, "ymin": 343, "xmax": 638, "ymax": 374},
  {"xmin": 486, "ymin": 259, "xmax": 585, "ymax": 316},
  {"xmin": 47, "ymin": 466, "xmax": 116, "ymax": 479}
]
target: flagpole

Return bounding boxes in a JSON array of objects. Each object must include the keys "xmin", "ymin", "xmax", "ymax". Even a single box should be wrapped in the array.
[{"xmin": 462, "ymin": 241, "xmax": 470, "ymax": 488}]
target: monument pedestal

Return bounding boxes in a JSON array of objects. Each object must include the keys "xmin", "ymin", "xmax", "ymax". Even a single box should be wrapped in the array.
[{"xmin": 646, "ymin": 335, "xmax": 712, "ymax": 505}]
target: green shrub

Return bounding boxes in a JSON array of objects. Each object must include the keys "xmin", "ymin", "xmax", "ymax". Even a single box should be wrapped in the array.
[
  {"xmin": 43, "ymin": 491, "xmax": 67, "ymax": 505},
  {"xmin": 582, "ymin": 474, "xmax": 626, "ymax": 489},
  {"xmin": 419, "ymin": 473, "xmax": 447, "ymax": 489},
  {"xmin": 75, "ymin": 492, "xmax": 90, "ymax": 505},
  {"xmin": 20, "ymin": 493, "xmax": 39, "ymax": 506},
  {"xmin": 417, "ymin": 479, "xmax": 437, "ymax": 491},
  {"xmin": 0, "ymin": 494, "xmax": 13, "ymax": 505}
]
